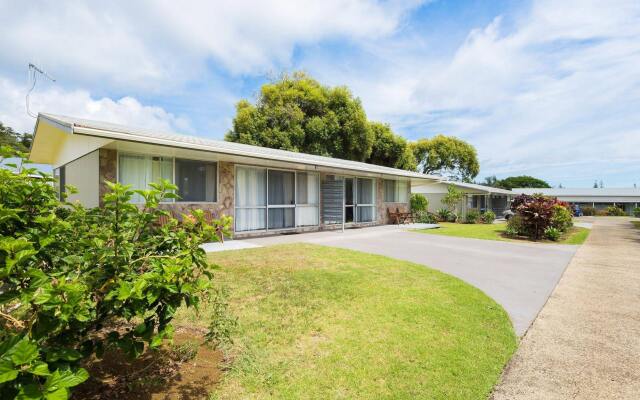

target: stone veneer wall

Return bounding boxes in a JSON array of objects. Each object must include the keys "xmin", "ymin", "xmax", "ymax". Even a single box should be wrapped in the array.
[
  {"xmin": 377, "ymin": 178, "xmax": 410, "ymax": 224},
  {"xmin": 98, "ymin": 148, "xmax": 234, "ymax": 220},
  {"xmin": 98, "ymin": 149, "xmax": 117, "ymax": 206}
]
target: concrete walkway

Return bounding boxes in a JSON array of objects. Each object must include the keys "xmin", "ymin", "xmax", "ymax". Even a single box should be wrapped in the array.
[
  {"xmin": 492, "ymin": 217, "xmax": 640, "ymax": 399},
  {"xmin": 245, "ymin": 225, "xmax": 577, "ymax": 335}
]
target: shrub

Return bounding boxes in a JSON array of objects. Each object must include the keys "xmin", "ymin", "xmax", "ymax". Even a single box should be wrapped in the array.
[
  {"xmin": 465, "ymin": 209, "xmax": 480, "ymax": 224},
  {"xmin": 511, "ymin": 194, "xmax": 556, "ymax": 240},
  {"xmin": 550, "ymin": 204, "xmax": 573, "ymax": 232},
  {"xmin": 544, "ymin": 227, "xmax": 562, "ymax": 241},
  {"xmin": 410, "ymin": 194, "xmax": 428, "ymax": 213},
  {"xmin": 415, "ymin": 211, "xmax": 437, "ymax": 224},
  {"xmin": 441, "ymin": 185, "xmax": 464, "ymax": 213},
  {"xmin": 436, "ymin": 208, "xmax": 452, "ymax": 222},
  {"xmin": 633, "ymin": 207, "xmax": 640, "ymax": 218},
  {"xmin": 582, "ymin": 206, "xmax": 596, "ymax": 216},
  {"xmin": 482, "ymin": 210, "xmax": 496, "ymax": 224},
  {"xmin": 0, "ymin": 146, "xmax": 231, "ymax": 399},
  {"xmin": 505, "ymin": 215, "xmax": 525, "ymax": 237},
  {"xmin": 605, "ymin": 206, "xmax": 626, "ymax": 216}
]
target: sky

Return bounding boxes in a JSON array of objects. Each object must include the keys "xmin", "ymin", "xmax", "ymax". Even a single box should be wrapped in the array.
[{"xmin": 1, "ymin": 0, "xmax": 639, "ymax": 187}]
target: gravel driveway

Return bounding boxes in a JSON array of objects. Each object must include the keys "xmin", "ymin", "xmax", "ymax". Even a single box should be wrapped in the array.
[
  {"xmin": 492, "ymin": 217, "xmax": 640, "ymax": 399},
  {"xmin": 245, "ymin": 226, "xmax": 578, "ymax": 335}
]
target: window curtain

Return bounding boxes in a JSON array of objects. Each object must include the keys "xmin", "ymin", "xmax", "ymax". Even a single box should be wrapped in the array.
[
  {"xmin": 268, "ymin": 170, "xmax": 295, "ymax": 205},
  {"xmin": 175, "ymin": 159, "xmax": 217, "ymax": 202},
  {"xmin": 396, "ymin": 180, "xmax": 408, "ymax": 203},
  {"xmin": 235, "ymin": 167, "xmax": 267, "ymax": 231},
  {"xmin": 356, "ymin": 178, "xmax": 375, "ymax": 222},
  {"xmin": 296, "ymin": 172, "xmax": 319, "ymax": 226},
  {"xmin": 119, "ymin": 154, "xmax": 149, "ymax": 203},
  {"xmin": 384, "ymin": 180, "xmax": 395, "ymax": 202}
]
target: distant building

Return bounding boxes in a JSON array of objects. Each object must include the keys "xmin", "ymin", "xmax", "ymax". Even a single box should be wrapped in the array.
[{"xmin": 512, "ymin": 188, "xmax": 640, "ymax": 215}]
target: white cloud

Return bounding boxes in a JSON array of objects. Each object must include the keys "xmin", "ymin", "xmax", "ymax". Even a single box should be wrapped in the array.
[
  {"xmin": 328, "ymin": 0, "xmax": 640, "ymax": 186},
  {"xmin": 0, "ymin": 78, "xmax": 191, "ymax": 134},
  {"xmin": 0, "ymin": 0, "xmax": 422, "ymax": 90}
]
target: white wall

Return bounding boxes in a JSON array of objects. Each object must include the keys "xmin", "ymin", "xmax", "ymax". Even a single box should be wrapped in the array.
[{"xmin": 65, "ymin": 150, "xmax": 100, "ymax": 208}]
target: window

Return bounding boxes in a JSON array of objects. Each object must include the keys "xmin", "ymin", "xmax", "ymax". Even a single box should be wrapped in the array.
[
  {"xmin": 235, "ymin": 166, "xmax": 267, "ymax": 232},
  {"xmin": 118, "ymin": 154, "xmax": 173, "ymax": 203},
  {"xmin": 296, "ymin": 172, "xmax": 319, "ymax": 226},
  {"xmin": 383, "ymin": 179, "xmax": 408, "ymax": 203},
  {"xmin": 118, "ymin": 153, "xmax": 217, "ymax": 203},
  {"xmin": 54, "ymin": 166, "xmax": 65, "ymax": 200},
  {"xmin": 175, "ymin": 158, "xmax": 217, "ymax": 202}
]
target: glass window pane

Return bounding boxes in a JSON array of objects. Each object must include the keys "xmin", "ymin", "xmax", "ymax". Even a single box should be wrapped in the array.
[
  {"xmin": 176, "ymin": 159, "xmax": 217, "ymax": 202},
  {"xmin": 384, "ymin": 180, "xmax": 395, "ymax": 202},
  {"xmin": 357, "ymin": 206, "xmax": 375, "ymax": 222},
  {"xmin": 268, "ymin": 170, "xmax": 295, "ymax": 205},
  {"xmin": 236, "ymin": 167, "xmax": 266, "ymax": 207},
  {"xmin": 152, "ymin": 156, "xmax": 173, "ymax": 184},
  {"xmin": 119, "ymin": 154, "xmax": 149, "ymax": 203},
  {"xmin": 268, "ymin": 208, "xmax": 295, "ymax": 229},
  {"xmin": 397, "ymin": 181, "xmax": 408, "ymax": 203},
  {"xmin": 296, "ymin": 205, "xmax": 319, "ymax": 226},
  {"xmin": 235, "ymin": 208, "xmax": 266, "ymax": 232},
  {"xmin": 357, "ymin": 178, "xmax": 374, "ymax": 205},
  {"xmin": 297, "ymin": 172, "xmax": 319, "ymax": 205},
  {"xmin": 345, "ymin": 178, "xmax": 354, "ymax": 205}
]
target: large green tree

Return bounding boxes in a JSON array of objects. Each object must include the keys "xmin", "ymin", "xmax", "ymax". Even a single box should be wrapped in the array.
[
  {"xmin": 0, "ymin": 122, "xmax": 32, "ymax": 153},
  {"xmin": 367, "ymin": 122, "xmax": 417, "ymax": 170},
  {"xmin": 226, "ymin": 72, "xmax": 375, "ymax": 162},
  {"xmin": 497, "ymin": 175, "xmax": 551, "ymax": 190},
  {"xmin": 412, "ymin": 135, "xmax": 479, "ymax": 181}
]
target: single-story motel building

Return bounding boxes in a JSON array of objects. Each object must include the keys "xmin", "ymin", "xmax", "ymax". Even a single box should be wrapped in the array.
[
  {"xmin": 29, "ymin": 113, "xmax": 444, "ymax": 238},
  {"xmin": 413, "ymin": 180, "xmax": 514, "ymax": 218},
  {"xmin": 513, "ymin": 188, "xmax": 640, "ymax": 215}
]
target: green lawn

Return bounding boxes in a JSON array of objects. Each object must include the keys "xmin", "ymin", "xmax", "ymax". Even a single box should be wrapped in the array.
[
  {"xmin": 176, "ymin": 244, "xmax": 517, "ymax": 400},
  {"xmin": 417, "ymin": 222, "xmax": 590, "ymax": 245},
  {"xmin": 631, "ymin": 221, "xmax": 640, "ymax": 229}
]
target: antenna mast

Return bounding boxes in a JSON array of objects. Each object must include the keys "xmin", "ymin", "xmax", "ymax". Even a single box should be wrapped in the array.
[{"xmin": 26, "ymin": 63, "xmax": 56, "ymax": 118}]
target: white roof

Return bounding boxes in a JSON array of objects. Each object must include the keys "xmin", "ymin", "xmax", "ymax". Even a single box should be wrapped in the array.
[
  {"xmin": 514, "ymin": 188, "xmax": 640, "ymax": 197},
  {"xmin": 35, "ymin": 113, "xmax": 440, "ymax": 181},
  {"xmin": 441, "ymin": 180, "xmax": 513, "ymax": 195}
]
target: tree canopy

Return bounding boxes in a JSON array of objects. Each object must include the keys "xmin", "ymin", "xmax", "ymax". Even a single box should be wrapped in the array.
[
  {"xmin": 1, "ymin": 122, "xmax": 32, "ymax": 153},
  {"xmin": 412, "ymin": 135, "xmax": 479, "ymax": 181},
  {"xmin": 226, "ymin": 72, "xmax": 375, "ymax": 162},
  {"xmin": 495, "ymin": 175, "xmax": 551, "ymax": 190},
  {"xmin": 226, "ymin": 72, "xmax": 480, "ymax": 175}
]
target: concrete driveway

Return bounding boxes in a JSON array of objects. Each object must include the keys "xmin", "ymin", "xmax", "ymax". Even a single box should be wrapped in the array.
[{"xmin": 244, "ymin": 226, "xmax": 578, "ymax": 335}]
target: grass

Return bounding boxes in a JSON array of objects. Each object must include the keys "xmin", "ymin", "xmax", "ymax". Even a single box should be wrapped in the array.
[
  {"xmin": 417, "ymin": 222, "xmax": 590, "ymax": 245},
  {"xmin": 631, "ymin": 221, "xmax": 640, "ymax": 229},
  {"xmin": 176, "ymin": 244, "xmax": 517, "ymax": 400}
]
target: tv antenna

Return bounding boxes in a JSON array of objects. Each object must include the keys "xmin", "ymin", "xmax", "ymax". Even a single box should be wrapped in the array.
[{"xmin": 26, "ymin": 63, "xmax": 56, "ymax": 118}]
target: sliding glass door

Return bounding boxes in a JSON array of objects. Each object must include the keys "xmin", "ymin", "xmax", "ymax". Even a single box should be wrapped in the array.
[{"xmin": 235, "ymin": 166, "xmax": 320, "ymax": 232}]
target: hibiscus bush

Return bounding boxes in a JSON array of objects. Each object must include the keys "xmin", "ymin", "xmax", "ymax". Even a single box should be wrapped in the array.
[{"xmin": 0, "ymin": 146, "xmax": 230, "ymax": 399}]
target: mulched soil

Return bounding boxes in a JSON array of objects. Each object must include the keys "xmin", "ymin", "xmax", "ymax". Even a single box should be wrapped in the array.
[{"xmin": 73, "ymin": 327, "xmax": 224, "ymax": 400}]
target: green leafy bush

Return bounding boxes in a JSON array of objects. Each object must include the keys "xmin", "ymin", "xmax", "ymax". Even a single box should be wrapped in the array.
[
  {"xmin": 544, "ymin": 227, "xmax": 561, "ymax": 241},
  {"xmin": 605, "ymin": 206, "xmax": 626, "ymax": 216},
  {"xmin": 581, "ymin": 206, "xmax": 596, "ymax": 216},
  {"xmin": 0, "ymin": 147, "xmax": 231, "ymax": 399},
  {"xmin": 465, "ymin": 209, "xmax": 480, "ymax": 224},
  {"xmin": 505, "ymin": 215, "xmax": 525, "ymax": 237},
  {"xmin": 481, "ymin": 210, "xmax": 496, "ymax": 224},
  {"xmin": 436, "ymin": 208, "xmax": 452, "ymax": 222},
  {"xmin": 633, "ymin": 207, "xmax": 640, "ymax": 218},
  {"xmin": 409, "ymin": 194, "xmax": 428, "ymax": 213},
  {"xmin": 414, "ymin": 211, "xmax": 437, "ymax": 224},
  {"xmin": 550, "ymin": 204, "xmax": 573, "ymax": 232}
]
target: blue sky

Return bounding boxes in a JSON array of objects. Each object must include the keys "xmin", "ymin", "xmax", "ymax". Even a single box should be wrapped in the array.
[{"xmin": 1, "ymin": 0, "xmax": 639, "ymax": 187}]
